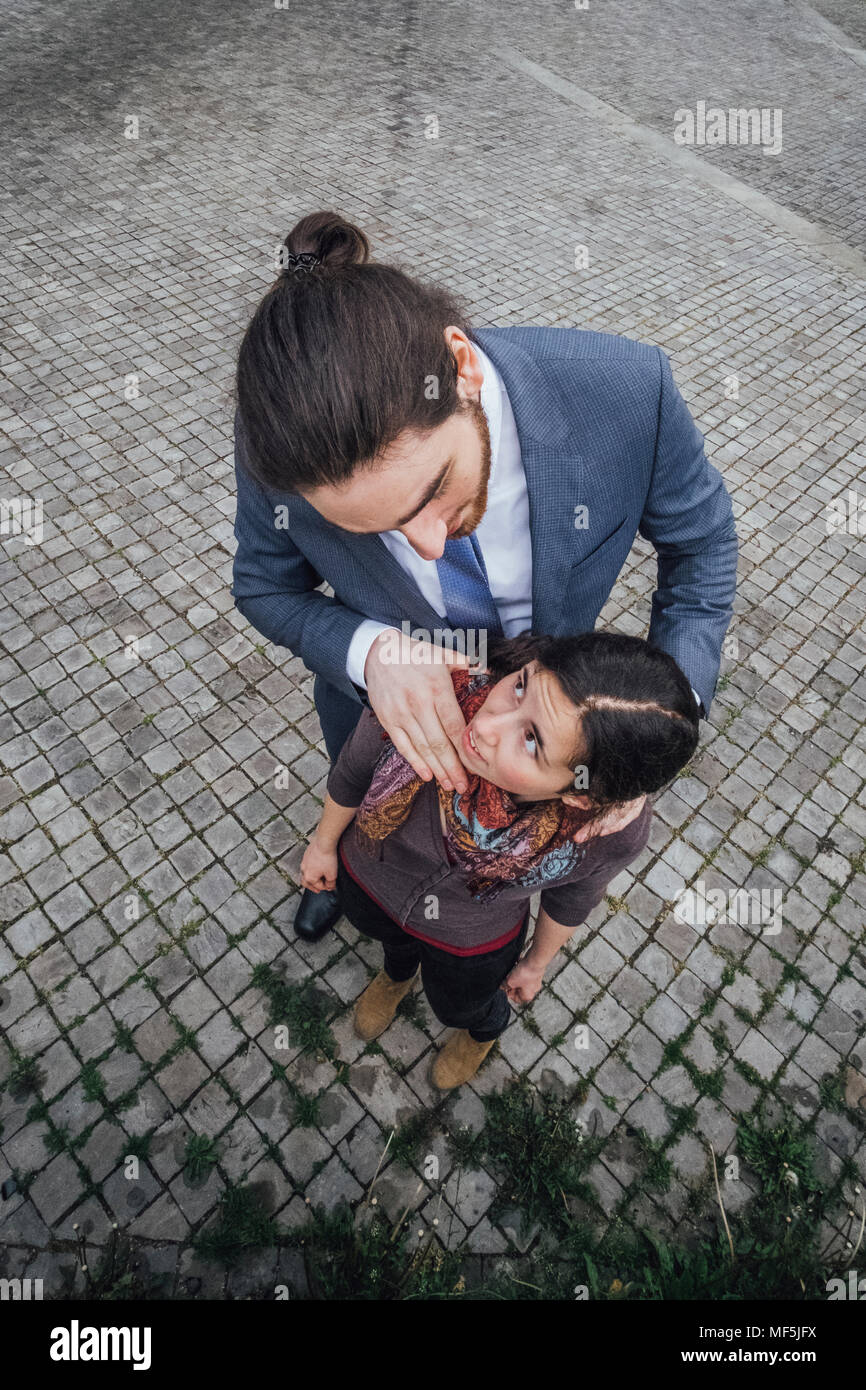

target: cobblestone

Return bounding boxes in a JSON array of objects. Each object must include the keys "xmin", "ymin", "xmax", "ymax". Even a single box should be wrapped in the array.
[{"xmin": 1, "ymin": 0, "xmax": 865, "ymax": 1295}]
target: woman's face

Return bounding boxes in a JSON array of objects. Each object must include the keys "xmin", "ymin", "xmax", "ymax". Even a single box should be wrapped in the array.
[{"xmin": 457, "ymin": 660, "xmax": 588, "ymax": 805}]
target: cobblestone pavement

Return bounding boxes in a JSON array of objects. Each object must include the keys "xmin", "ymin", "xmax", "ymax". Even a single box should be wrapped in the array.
[{"xmin": 1, "ymin": 0, "xmax": 864, "ymax": 1297}]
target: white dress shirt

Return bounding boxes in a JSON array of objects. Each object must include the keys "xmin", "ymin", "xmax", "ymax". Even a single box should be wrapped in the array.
[{"xmin": 344, "ymin": 343, "xmax": 702, "ymax": 712}]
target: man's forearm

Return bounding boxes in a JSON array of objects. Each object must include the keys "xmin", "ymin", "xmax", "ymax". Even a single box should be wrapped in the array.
[
  {"xmin": 232, "ymin": 439, "xmax": 374, "ymax": 700},
  {"xmin": 233, "ymin": 584, "xmax": 372, "ymax": 702},
  {"xmin": 641, "ymin": 348, "xmax": 739, "ymax": 714},
  {"xmin": 647, "ymin": 534, "xmax": 737, "ymax": 715}
]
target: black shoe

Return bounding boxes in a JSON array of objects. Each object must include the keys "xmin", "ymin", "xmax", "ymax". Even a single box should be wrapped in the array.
[{"xmin": 293, "ymin": 887, "xmax": 342, "ymax": 942}]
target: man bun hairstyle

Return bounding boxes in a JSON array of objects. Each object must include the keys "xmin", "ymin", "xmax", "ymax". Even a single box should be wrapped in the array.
[{"xmin": 279, "ymin": 209, "xmax": 370, "ymax": 277}]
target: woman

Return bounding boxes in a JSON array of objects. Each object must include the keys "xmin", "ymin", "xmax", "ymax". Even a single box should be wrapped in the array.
[{"xmin": 299, "ymin": 630, "xmax": 700, "ymax": 1091}]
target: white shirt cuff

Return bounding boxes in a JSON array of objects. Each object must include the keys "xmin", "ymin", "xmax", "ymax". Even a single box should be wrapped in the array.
[{"xmin": 346, "ymin": 619, "xmax": 395, "ymax": 690}]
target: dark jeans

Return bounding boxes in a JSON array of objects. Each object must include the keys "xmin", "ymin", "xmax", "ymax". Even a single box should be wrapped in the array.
[
  {"xmin": 314, "ymin": 674, "xmax": 365, "ymax": 764},
  {"xmin": 337, "ymin": 854, "xmax": 529, "ymax": 1042}
]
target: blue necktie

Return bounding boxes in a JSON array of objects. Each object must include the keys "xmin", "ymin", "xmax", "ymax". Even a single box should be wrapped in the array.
[{"xmin": 436, "ymin": 532, "xmax": 503, "ymax": 637}]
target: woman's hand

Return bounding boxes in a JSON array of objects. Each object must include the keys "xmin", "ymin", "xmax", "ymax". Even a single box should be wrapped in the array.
[
  {"xmin": 299, "ymin": 836, "xmax": 338, "ymax": 893},
  {"xmin": 502, "ymin": 957, "xmax": 546, "ymax": 1005}
]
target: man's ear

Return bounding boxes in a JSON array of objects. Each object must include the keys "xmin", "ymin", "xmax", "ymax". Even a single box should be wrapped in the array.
[{"xmin": 561, "ymin": 791, "xmax": 592, "ymax": 810}]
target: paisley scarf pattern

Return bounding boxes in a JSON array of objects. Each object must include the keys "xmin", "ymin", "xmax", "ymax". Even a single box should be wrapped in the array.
[{"xmin": 355, "ymin": 667, "xmax": 592, "ymax": 903}]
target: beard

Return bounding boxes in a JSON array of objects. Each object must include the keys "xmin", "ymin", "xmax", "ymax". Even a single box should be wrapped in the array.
[{"xmin": 449, "ymin": 394, "xmax": 493, "ymax": 537}]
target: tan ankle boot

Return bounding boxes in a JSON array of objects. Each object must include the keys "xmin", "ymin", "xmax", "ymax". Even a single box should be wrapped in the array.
[
  {"xmin": 431, "ymin": 1029, "xmax": 495, "ymax": 1090},
  {"xmin": 353, "ymin": 967, "xmax": 419, "ymax": 1041}
]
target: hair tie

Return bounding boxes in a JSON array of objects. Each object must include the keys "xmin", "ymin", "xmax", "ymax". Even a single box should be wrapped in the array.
[{"xmin": 280, "ymin": 251, "xmax": 321, "ymax": 279}]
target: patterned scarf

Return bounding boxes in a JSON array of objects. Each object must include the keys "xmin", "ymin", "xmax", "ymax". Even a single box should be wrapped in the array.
[{"xmin": 355, "ymin": 667, "xmax": 592, "ymax": 903}]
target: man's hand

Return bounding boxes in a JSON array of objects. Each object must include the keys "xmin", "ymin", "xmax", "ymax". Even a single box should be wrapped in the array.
[
  {"xmin": 573, "ymin": 794, "xmax": 646, "ymax": 843},
  {"xmin": 364, "ymin": 627, "xmax": 476, "ymax": 793}
]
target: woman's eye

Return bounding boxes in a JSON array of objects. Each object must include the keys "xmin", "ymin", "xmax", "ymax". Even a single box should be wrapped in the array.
[{"xmin": 515, "ymin": 674, "xmax": 536, "ymax": 755}]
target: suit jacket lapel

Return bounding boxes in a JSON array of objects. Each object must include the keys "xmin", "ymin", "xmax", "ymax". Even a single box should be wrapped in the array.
[{"xmin": 472, "ymin": 329, "xmax": 583, "ymax": 635}]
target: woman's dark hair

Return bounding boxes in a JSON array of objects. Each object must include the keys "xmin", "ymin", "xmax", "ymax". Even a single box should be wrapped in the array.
[
  {"xmin": 485, "ymin": 630, "xmax": 700, "ymax": 812},
  {"xmin": 234, "ymin": 210, "xmax": 476, "ymax": 492}
]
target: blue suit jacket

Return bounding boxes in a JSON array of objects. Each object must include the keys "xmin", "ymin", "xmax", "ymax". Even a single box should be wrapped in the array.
[{"xmin": 232, "ymin": 325, "xmax": 738, "ymax": 715}]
